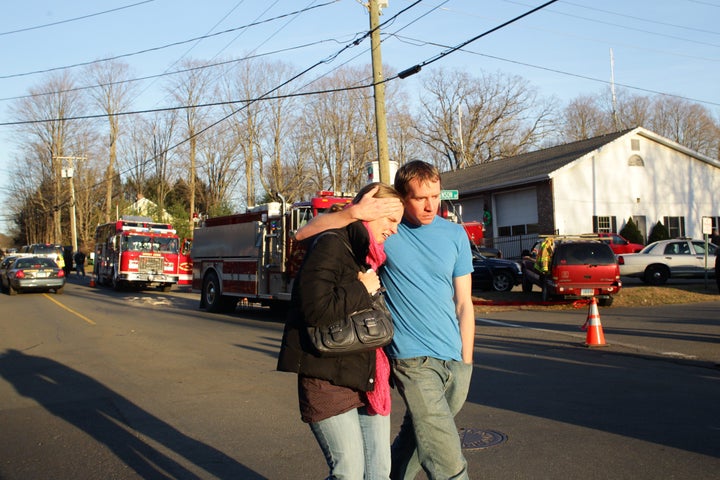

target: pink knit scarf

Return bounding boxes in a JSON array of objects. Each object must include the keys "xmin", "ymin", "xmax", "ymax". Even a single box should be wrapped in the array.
[{"xmin": 363, "ymin": 221, "xmax": 391, "ymax": 416}]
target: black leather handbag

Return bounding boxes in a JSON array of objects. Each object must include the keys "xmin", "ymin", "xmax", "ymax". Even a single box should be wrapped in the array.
[
  {"xmin": 308, "ymin": 290, "xmax": 394, "ymax": 355},
  {"xmin": 306, "ymin": 232, "xmax": 394, "ymax": 355}
]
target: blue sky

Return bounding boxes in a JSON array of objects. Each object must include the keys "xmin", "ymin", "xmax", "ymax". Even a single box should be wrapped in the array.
[{"xmin": 1, "ymin": 0, "xmax": 718, "ymax": 233}]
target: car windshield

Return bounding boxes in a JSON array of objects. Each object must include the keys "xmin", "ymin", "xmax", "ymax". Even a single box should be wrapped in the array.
[
  {"xmin": 557, "ymin": 243, "xmax": 616, "ymax": 265},
  {"xmin": 123, "ymin": 235, "xmax": 177, "ymax": 253},
  {"xmin": 15, "ymin": 258, "xmax": 56, "ymax": 269},
  {"xmin": 32, "ymin": 245, "xmax": 58, "ymax": 254}
]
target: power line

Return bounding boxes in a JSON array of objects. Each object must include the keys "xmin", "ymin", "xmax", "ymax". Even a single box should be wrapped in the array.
[
  {"xmin": 391, "ymin": 34, "xmax": 720, "ymax": 108},
  {"xmin": 0, "ymin": 2, "xmax": 336, "ymax": 80},
  {"xmin": 559, "ymin": 0, "xmax": 720, "ymax": 36},
  {"xmin": 0, "ymin": 39, "xmax": 347, "ymax": 103},
  {"xmin": 24, "ymin": 0, "xmax": 427, "ymax": 210},
  {"xmin": 0, "ymin": 84, "xmax": 373, "ymax": 126},
  {"xmin": 0, "ymin": 0, "xmax": 426, "ymax": 126},
  {"xmin": 0, "ymin": 0, "xmax": 156, "ymax": 37},
  {"xmin": 396, "ymin": 0, "xmax": 560, "ymax": 78}
]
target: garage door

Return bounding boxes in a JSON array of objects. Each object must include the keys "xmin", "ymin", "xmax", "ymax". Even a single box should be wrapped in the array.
[{"xmin": 495, "ymin": 188, "xmax": 537, "ymax": 227}]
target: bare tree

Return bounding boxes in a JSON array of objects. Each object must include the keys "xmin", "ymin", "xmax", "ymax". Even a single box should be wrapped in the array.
[
  {"xmin": 167, "ymin": 59, "xmax": 215, "ymax": 235},
  {"xmin": 561, "ymin": 88, "xmax": 720, "ymax": 159},
  {"xmin": 219, "ymin": 59, "xmax": 273, "ymax": 208},
  {"xmin": 416, "ymin": 68, "xmax": 555, "ymax": 170},
  {"xmin": 9, "ymin": 72, "xmax": 88, "ymax": 244},
  {"xmin": 197, "ymin": 128, "xmax": 242, "ymax": 215},
  {"xmin": 297, "ymin": 66, "xmax": 376, "ymax": 193},
  {"xmin": 561, "ymin": 95, "xmax": 612, "ymax": 141},
  {"xmin": 86, "ymin": 60, "xmax": 136, "ymax": 223},
  {"xmin": 387, "ymin": 93, "xmax": 423, "ymax": 167},
  {"xmin": 648, "ymin": 96, "xmax": 719, "ymax": 157},
  {"xmin": 612, "ymin": 89, "xmax": 652, "ymax": 131},
  {"xmin": 118, "ymin": 110, "xmax": 178, "ymax": 214}
]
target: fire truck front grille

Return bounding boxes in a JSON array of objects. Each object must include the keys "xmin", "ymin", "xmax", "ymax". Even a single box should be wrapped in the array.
[{"xmin": 139, "ymin": 256, "xmax": 164, "ymax": 273}]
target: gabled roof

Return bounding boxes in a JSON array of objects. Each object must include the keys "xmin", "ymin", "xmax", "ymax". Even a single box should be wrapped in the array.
[
  {"xmin": 441, "ymin": 129, "xmax": 633, "ymax": 194},
  {"xmin": 126, "ymin": 196, "xmax": 174, "ymax": 222}
]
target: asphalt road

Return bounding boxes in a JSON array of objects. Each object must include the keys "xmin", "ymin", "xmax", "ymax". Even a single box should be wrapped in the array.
[{"xmin": 0, "ymin": 278, "xmax": 718, "ymax": 479}]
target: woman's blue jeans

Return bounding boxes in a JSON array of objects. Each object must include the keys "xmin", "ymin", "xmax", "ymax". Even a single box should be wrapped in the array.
[
  {"xmin": 309, "ymin": 406, "xmax": 391, "ymax": 480},
  {"xmin": 390, "ymin": 357, "xmax": 473, "ymax": 480}
]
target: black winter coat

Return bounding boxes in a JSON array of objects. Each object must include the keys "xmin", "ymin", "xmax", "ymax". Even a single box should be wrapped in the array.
[{"xmin": 276, "ymin": 221, "xmax": 377, "ymax": 392}]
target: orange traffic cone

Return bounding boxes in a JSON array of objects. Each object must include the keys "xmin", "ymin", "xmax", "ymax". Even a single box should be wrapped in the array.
[
  {"xmin": 583, "ymin": 297, "xmax": 607, "ymax": 347},
  {"xmin": 89, "ymin": 275, "xmax": 96, "ymax": 287}
]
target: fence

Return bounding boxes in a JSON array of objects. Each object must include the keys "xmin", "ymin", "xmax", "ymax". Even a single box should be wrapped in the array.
[{"xmin": 485, "ymin": 233, "xmax": 540, "ymax": 260}]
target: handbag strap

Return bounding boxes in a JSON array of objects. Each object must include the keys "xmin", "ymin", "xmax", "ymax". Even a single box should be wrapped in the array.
[
  {"xmin": 313, "ymin": 231, "xmax": 387, "ymax": 297},
  {"xmin": 311, "ymin": 231, "xmax": 356, "ymax": 267}
]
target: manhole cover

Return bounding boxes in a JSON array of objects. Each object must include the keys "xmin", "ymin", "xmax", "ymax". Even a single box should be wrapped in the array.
[{"xmin": 459, "ymin": 428, "xmax": 507, "ymax": 450}]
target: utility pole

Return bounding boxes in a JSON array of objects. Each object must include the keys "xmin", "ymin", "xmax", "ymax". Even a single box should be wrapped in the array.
[
  {"xmin": 56, "ymin": 156, "xmax": 85, "ymax": 253},
  {"xmin": 367, "ymin": 0, "xmax": 391, "ymax": 183}
]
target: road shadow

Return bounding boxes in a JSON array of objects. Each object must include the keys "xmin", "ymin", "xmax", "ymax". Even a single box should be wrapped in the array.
[
  {"xmin": 0, "ymin": 349, "xmax": 264, "ymax": 479},
  {"xmin": 468, "ymin": 336, "xmax": 720, "ymax": 459}
]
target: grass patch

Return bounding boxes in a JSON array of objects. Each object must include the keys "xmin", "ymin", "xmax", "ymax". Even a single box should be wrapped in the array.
[{"xmin": 473, "ymin": 281, "xmax": 719, "ymax": 313}]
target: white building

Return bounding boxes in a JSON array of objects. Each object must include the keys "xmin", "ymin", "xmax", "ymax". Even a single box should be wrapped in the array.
[{"xmin": 441, "ymin": 127, "xmax": 720, "ymax": 258}]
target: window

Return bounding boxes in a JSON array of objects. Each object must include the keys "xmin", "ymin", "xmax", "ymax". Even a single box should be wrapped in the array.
[
  {"xmin": 710, "ymin": 216, "xmax": 720, "ymax": 236},
  {"xmin": 593, "ymin": 216, "xmax": 617, "ymax": 233},
  {"xmin": 628, "ymin": 155, "xmax": 644, "ymax": 167},
  {"xmin": 498, "ymin": 223, "xmax": 540, "ymax": 236},
  {"xmin": 631, "ymin": 139, "xmax": 640, "ymax": 151},
  {"xmin": 663, "ymin": 216, "xmax": 685, "ymax": 238}
]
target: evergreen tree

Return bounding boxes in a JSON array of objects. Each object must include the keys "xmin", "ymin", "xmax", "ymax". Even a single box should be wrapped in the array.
[
  {"xmin": 619, "ymin": 217, "xmax": 645, "ymax": 244},
  {"xmin": 648, "ymin": 221, "xmax": 670, "ymax": 244}
]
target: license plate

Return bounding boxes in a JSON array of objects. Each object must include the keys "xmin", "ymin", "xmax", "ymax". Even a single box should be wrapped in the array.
[
  {"xmin": 35, "ymin": 272, "xmax": 49, "ymax": 278},
  {"xmin": 580, "ymin": 289, "xmax": 594, "ymax": 296}
]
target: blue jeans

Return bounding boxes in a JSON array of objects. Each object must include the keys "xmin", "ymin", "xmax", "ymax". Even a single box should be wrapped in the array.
[
  {"xmin": 310, "ymin": 407, "xmax": 391, "ymax": 480},
  {"xmin": 390, "ymin": 357, "xmax": 473, "ymax": 480}
]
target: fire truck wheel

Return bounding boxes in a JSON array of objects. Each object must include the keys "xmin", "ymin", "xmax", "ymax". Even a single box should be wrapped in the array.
[{"xmin": 203, "ymin": 271, "xmax": 223, "ymax": 313}]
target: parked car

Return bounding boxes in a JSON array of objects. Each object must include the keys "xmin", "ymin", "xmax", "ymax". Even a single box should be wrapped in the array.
[
  {"xmin": 0, "ymin": 255, "xmax": 20, "ymax": 290},
  {"xmin": 1, "ymin": 256, "xmax": 66, "ymax": 295},
  {"xmin": 26, "ymin": 243, "xmax": 66, "ymax": 269},
  {"xmin": 471, "ymin": 243, "xmax": 502, "ymax": 259},
  {"xmin": 594, "ymin": 232, "xmax": 644, "ymax": 254},
  {"xmin": 471, "ymin": 251, "xmax": 522, "ymax": 292},
  {"xmin": 521, "ymin": 237, "xmax": 621, "ymax": 306},
  {"xmin": 617, "ymin": 238, "xmax": 717, "ymax": 285}
]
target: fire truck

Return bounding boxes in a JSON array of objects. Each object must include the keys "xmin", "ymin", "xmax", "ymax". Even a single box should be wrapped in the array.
[
  {"xmin": 191, "ymin": 191, "xmax": 353, "ymax": 313},
  {"xmin": 93, "ymin": 217, "xmax": 181, "ymax": 291},
  {"xmin": 177, "ymin": 238, "xmax": 193, "ymax": 286}
]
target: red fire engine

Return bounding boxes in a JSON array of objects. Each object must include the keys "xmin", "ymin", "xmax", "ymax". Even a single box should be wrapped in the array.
[
  {"xmin": 191, "ymin": 191, "xmax": 353, "ymax": 313},
  {"xmin": 177, "ymin": 238, "xmax": 193, "ymax": 286},
  {"xmin": 93, "ymin": 217, "xmax": 181, "ymax": 291}
]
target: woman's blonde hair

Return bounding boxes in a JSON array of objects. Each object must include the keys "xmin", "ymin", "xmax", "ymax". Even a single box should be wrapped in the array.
[{"xmin": 353, "ymin": 182, "xmax": 401, "ymax": 203}]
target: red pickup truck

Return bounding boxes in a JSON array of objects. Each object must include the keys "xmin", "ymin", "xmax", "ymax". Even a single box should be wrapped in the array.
[{"xmin": 594, "ymin": 233, "xmax": 644, "ymax": 254}]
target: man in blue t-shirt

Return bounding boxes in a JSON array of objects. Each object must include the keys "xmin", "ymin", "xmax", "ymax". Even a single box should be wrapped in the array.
[{"xmin": 295, "ymin": 161, "xmax": 475, "ymax": 479}]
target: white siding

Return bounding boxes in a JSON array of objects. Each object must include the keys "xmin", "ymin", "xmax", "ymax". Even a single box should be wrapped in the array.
[{"xmin": 551, "ymin": 131, "xmax": 720, "ymax": 238}]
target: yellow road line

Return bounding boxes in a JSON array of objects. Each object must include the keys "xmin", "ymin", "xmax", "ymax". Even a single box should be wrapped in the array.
[{"xmin": 43, "ymin": 294, "xmax": 96, "ymax": 325}]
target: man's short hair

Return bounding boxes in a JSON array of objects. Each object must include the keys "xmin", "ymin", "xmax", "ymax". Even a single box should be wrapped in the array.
[{"xmin": 394, "ymin": 160, "xmax": 440, "ymax": 198}]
